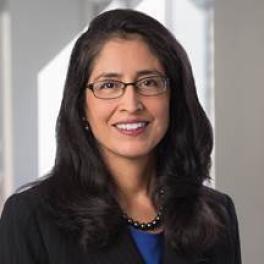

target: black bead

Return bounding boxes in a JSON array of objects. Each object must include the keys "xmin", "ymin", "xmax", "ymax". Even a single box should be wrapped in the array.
[{"xmin": 123, "ymin": 209, "xmax": 162, "ymax": 231}]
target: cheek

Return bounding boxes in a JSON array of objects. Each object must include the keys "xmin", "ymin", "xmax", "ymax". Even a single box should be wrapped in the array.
[
  {"xmin": 158, "ymin": 107, "xmax": 170, "ymax": 133},
  {"xmin": 155, "ymin": 98, "xmax": 170, "ymax": 130},
  {"xmin": 85, "ymin": 95, "xmax": 114, "ymax": 130}
]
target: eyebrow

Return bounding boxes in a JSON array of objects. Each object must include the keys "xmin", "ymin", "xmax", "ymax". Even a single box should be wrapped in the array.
[
  {"xmin": 92, "ymin": 69, "xmax": 164, "ymax": 82},
  {"xmin": 136, "ymin": 70, "xmax": 164, "ymax": 77}
]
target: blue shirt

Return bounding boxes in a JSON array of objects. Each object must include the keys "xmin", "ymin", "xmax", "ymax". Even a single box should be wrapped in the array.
[{"xmin": 129, "ymin": 227, "xmax": 164, "ymax": 264}]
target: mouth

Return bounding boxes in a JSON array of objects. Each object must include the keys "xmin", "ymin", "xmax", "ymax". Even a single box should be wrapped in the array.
[
  {"xmin": 113, "ymin": 121, "xmax": 149, "ymax": 135},
  {"xmin": 115, "ymin": 121, "xmax": 148, "ymax": 130}
]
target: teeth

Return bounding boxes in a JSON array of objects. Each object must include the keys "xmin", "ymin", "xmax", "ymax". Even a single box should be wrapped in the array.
[{"xmin": 115, "ymin": 122, "xmax": 147, "ymax": 130}]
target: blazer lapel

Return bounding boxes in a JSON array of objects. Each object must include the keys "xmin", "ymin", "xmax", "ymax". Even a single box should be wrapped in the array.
[
  {"xmin": 86, "ymin": 229, "xmax": 145, "ymax": 264},
  {"xmin": 163, "ymin": 242, "xmax": 211, "ymax": 264}
]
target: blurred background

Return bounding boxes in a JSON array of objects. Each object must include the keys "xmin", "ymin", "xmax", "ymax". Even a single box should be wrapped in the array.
[{"xmin": 0, "ymin": 0, "xmax": 263, "ymax": 263}]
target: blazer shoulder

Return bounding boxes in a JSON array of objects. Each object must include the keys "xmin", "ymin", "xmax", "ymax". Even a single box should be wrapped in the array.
[
  {"xmin": 0, "ymin": 187, "xmax": 49, "ymax": 263},
  {"xmin": 201, "ymin": 186, "xmax": 242, "ymax": 263},
  {"xmin": 202, "ymin": 186, "xmax": 236, "ymax": 208},
  {"xmin": 1, "ymin": 186, "xmax": 43, "ymax": 221}
]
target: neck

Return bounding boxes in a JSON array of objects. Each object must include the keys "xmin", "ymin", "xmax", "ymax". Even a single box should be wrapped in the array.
[
  {"xmin": 101, "ymin": 151, "xmax": 162, "ymax": 227},
  {"xmin": 103, "ymin": 153, "xmax": 155, "ymax": 199}
]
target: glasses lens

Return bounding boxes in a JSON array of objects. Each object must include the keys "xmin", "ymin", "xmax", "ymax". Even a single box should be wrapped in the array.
[
  {"xmin": 136, "ymin": 76, "xmax": 168, "ymax": 95},
  {"xmin": 93, "ymin": 81, "xmax": 124, "ymax": 99}
]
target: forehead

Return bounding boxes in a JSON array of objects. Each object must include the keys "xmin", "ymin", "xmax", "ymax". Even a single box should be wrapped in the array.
[{"xmin": 89, "ymin": 36, "xmax": 164, "ymax": 80}]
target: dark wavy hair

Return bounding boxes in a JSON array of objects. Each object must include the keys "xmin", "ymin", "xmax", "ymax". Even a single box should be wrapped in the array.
[{"xmin": 39, "ymin": 9, "xmax": 224, "ymax": 255}]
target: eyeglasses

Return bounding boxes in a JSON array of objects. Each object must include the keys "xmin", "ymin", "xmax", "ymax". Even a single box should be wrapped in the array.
[{"xmin": 86, "ymin": 76, "xmax": 169, "ymax": 99}]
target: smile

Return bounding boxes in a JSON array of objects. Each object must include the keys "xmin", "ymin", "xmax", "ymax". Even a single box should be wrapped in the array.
[
  {"xmin": 113, "ymin": 121, "xmax": 149, "ymax": 136},
  {"xmin": 115, "ymin": 122, "xmax": 148, "ymax": 130}
]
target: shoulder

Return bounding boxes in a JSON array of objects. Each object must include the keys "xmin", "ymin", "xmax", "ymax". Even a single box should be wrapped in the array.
[
  {"xmin": 0, "ymin": 186, "xmax": 51, "ymax": 263},
  {"xmin": 0, "ymin": 185, "xmax": 52, "ymax": 247},
  {"xmin": 205, "ymin": 186, "xmax": 239, "ymax": 231},
  {"xmin": 202, "ymin": 185, "xmax": 236, "ymax": 209},
  {"xmin": 201, "ymin": 186, "xmax": 240, "ymax": 240},
  {"xmin": 201, "ymin": 186, "xmax": 241, "ymax": 262},
  {"xmin": 201, "ymin": 186, "xmax": 239, "ymax": 226},
  {"xmin": 1, "ymin": 185, "xmax": 46, "ymax": 223}
]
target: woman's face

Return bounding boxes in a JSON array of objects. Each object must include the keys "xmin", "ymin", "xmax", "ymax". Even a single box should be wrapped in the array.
[{"xmin": 85, "ymin": 37, "xmax": 170, "ymax": 161}]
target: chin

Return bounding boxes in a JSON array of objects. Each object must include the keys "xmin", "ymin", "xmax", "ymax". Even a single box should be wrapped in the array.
[
  {"xmin": 113, "ymin": 146, "xmax": 155, "ymax": 160},
  {"xmin": 99, "ymin": 141, "xmax": 158, "ymax": 161}
]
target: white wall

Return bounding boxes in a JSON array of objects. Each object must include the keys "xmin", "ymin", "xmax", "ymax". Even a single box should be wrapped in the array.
[
  {"xmin": 214, "ymin": 0, "xmax": 264, "ymax": 263},
  {"xmin": 8, "ymin": 0, "xmax": 87, "ymax": 189},
  {"xmin": 0, "ymin": 0, "xmax": 13, "ymax": 205}
]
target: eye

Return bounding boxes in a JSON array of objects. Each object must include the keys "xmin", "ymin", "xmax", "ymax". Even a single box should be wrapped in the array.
[
  {"xmin": 97, "ymin": 81, "xmax": 120, "ymax": 90},
  {"xmin": 143, "ymin": 79, "xmax": 158, "ymax": 86},
  {"xmin": 139, "ymin": 77, "xmax": 161, "ymax": 88}
]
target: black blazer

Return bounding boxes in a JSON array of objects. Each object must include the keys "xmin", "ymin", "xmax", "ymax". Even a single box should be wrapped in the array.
[{"xmin": 0, "ymin": 188, "xmax": 241, "ymax": 264}]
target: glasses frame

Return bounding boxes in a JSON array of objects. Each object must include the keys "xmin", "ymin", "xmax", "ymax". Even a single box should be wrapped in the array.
[{"xmin": 86, "ymin": 75, "xmax": 170, "ymax": 99}]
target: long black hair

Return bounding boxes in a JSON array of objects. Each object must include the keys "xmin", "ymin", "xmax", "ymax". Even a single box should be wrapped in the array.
[{"xmin": 38, "ymin": 9, "xmax": 224, "ymax": 255}]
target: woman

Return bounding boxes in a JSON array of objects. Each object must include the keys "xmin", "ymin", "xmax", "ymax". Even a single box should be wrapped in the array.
[{"xmin": 0, "ymin": 9, "xmax": 241, "ymax": 264}]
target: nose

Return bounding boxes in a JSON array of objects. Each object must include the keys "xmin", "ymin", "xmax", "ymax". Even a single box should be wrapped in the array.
[{"xmin": 119, "ymin": 84, "xmax": 143, "ymax": 113}]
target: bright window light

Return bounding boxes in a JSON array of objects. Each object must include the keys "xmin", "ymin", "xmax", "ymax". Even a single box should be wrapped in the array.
[{"xmin": 37, "ymin": 37, "xmax": 76, "ymax": 177}]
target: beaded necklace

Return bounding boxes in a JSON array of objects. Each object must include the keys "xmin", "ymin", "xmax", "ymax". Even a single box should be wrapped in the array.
[{"xmin": 123, "ymin": 189, "xmax": 164, "ymax": 231}]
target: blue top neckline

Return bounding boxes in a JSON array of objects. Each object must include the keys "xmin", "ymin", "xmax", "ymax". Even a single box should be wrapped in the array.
[{"xmin": 129, "ymin": 226, "xmax": 164, "ymax": 264}]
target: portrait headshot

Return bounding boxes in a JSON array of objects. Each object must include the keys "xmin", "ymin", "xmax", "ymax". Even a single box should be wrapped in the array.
[{"xmin": 1, "ymin": 1, "xmax": 263, "ymax": 263}]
